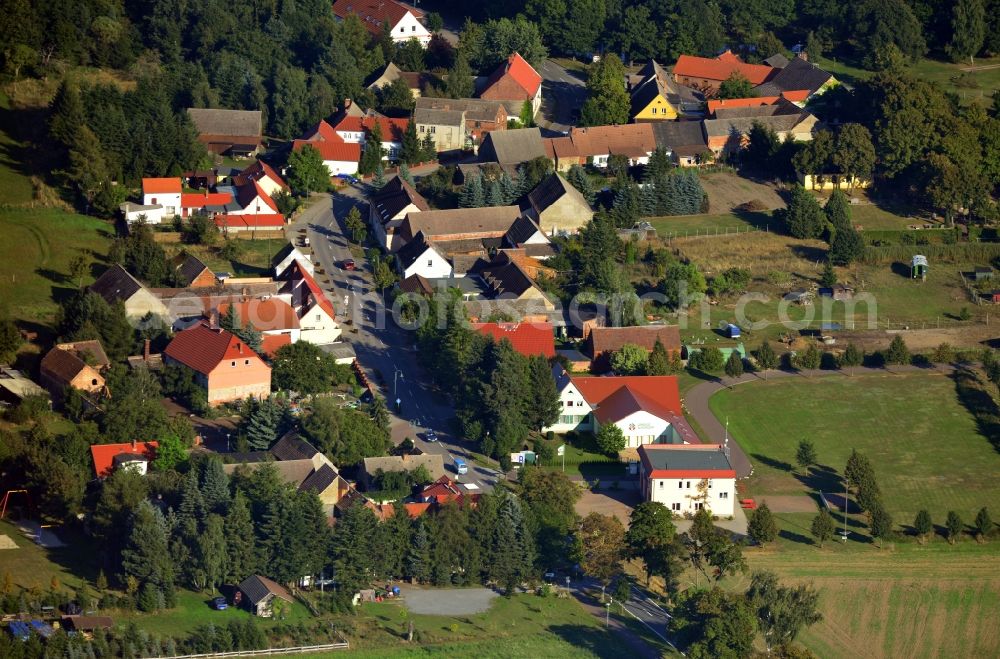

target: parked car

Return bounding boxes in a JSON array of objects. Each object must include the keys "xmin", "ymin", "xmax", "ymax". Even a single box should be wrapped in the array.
[
  {"xmin": 336, "ymin": 173, "xmax": 360, "ymax": 184},
  {"xmin": 212, "ymin": 596, "xmax": 227, "ymax": 610},
  {"xmin": 424, "ymin": 430, "xmax": 438, "ymax": 443},
  {"xmin": 453, "ymin": 457, "xmax": 468, "ymax": 475},
  {"xmin": 342, "ymin": 258, "xmax": 356, "ymax": 270}
]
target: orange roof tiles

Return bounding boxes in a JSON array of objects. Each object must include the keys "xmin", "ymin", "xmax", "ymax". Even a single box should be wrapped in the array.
[
  {"xmin": 472, "ymin": 322, "xmax": 555, "ymax": 358},
  {"xmin": 91, "ymin": 441, "xmax": 158, "ymax": 478},
  {"xmin": 164, "ymin": 321, "xmax": 265, "ymax": 375},
  {"xmin": 706, "ymin": 96, "xmax": 782, "ymax": 114},
  {"xmin": 331, "ymin": 0, "xmax": 422, "ymax": 37},
  {"xmin": 181, "ymin": 191, "xmax": 233, "ymax": 208},
  {"xmin": 673, "ymin": 51, "xmax": 773, "ymax": 85},
  {"xmin": 573, "ymin": 375, "xmax": 683, "ymax": 422},
  {"xmin": 482, "ymin": 53, "xmax": 543, "ymax": 99},
  {"xmin": 143, "ymin": 177, "xmax": 181, "ymax": 194},
  {"xmin": 217, "ymin": 298, "xmax": 300, "ymax": 332}
]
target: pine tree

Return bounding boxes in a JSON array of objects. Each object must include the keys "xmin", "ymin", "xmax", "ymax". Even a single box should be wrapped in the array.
[
  {"xmin": 399, "ymin": 163, "xmax": 415, "ymax": 186},
  {"xmin": 974, "ymin": 507, "xmax": 992, "ymax": 541},
  {"xmin": 372, "ymin": 163, "xmax": 387, "ymax": 189},
  {"xmin": 490, "ymin": 492, "xmax": 535, "ymax": 595},
  {"xmin": 724, "ymin": 351, "xmax": 744, "ymax": 378},
  {"xmin": 913, "ymin": 509, "xmax": 933, "ymax": 543},
  {"xmin": 829, "ymin": 227, "xmax": 864, "ymax": 266},
  {"xmin": 755, "ymin": 341, "xmax": 777, "ymax": 380},
  {"xmin": 121, "ymin": 501, "xmax": 175, "ymax": 610},
  {"xmin": 420, "ymin": 133, "xmax": 436, "ymax": 161},
  {"xmin": 870, "ymin": 504, "xmax": 894, "ymax": 548},
  {"xmin": 359, "ymin": 123, "xmax": 385, "ymax": 175},
  {"xmin": 200, "ymin": 458, "xmax": 230, "ymax": 515},
  {"xmin": 946, "ymin": 510, "xmax": 964, "ymax": 543},
  {"xmin": 796, "ymin": 439, "xmax": 818, "ymax": 471},
  {"xmin": 820, "ymin": 261, "xmax": 837, "ymax": 287},
  {"xmin": 840, "ymin": 343, "xmax": 863, "ymax": 375},
  {"xmin": 224, "ymin": 491, "xmax": 257, "ymax": 582},
  {"xmin": 400, "ymin": 121, "xmax": 422, "ymax": 165},
  {"xmin": 460, "ymin": 174, "xmax": 485, "ymax": 208},
  {"xmin": 445, "ymin": 52, "xmax": 474, "ymax": 99},
  {"xmin": 49, "ymin": 82, "xmax": 86, "ymax": 151},
  {"xmin": 242, "ymin": 397, "xmax": 287, "ymax": 451},
  {"xmin": 885, "ymin": 335, "xmax": 910, "ymax": 365},
  {"xmin": 825, "ymin": 189, "xmax": 851, "ymax": 230},
  {"xmin": 499, "ymin": 172, "xmax": 518, "ymax": 204},
  {"xmin": 646, "ymin": 338, "xmax": 671, "ymax": 376},
  {"xmin": 567, "ymin": 165, "xmax": 595, "ymax": 203},
  {"xmin": 486, "ymin": 179, "xmax": 504, "ymax": 206},
  {"xmin": 406, "ymin": 519, "xmax": 431, "ymax": 583},
  {"xmin": 524, "ymin": 354, "xmax": 561, "ymax": 432},
  {"xmin": 178, "ymin": 469, "xmax": 206, "ymax": 527}
]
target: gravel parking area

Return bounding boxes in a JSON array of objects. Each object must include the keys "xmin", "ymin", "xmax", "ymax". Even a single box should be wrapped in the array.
[{"xmin": 400, "ymin": 586, "xmax": 498, "ymax": 615}]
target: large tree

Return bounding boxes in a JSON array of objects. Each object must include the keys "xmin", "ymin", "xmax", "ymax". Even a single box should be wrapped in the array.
[
  {"xmin": 625, "ymin": 502, "xmax": 678, "ymax": 585},
  {"xmin": 746, "ymin": 570, "xmax": 823, "ymax": 653},
  {"xmin": 577, "ymin": 512, "xmax": 626, "ymax": 586},
  {"xmin": 301, "ymin": 399, "xmax": 390, "ymax": 466},
  {"xmin": 121, "ymin": 500, "xmax": 176, "ymax": 610},
  {"xmin": 832, "ymin": 124, "xmax": 876, "ymax": 191},
  {"xmin": 286, "ymin": 145, "xmax": 329, "ymax": 195},
  {"xmin": 783, "ymin": 186, "xmax": 826, "ymax": 239},
  {"xmin": 581, "ymin": 54, "xmax": 630, "ymax": 126},
  {"xmin": 946, "ymin": 0, "xmax": 986, "ymax": 62}
]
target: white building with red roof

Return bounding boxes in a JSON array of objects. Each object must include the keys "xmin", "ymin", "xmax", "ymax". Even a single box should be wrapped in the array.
[
  {"xmin": 293, "ymin": 120, "xmax": 361, "ymax": 177},
  {"xmin": 122, "ymin": 177, "xmax": 182, "ymax": 224},
  {"xmin": 281, "ymin": 260, "xmax": 342, "ymax": 344},
  {"xmin": 544, "ymin": 364, "xmax": 698, "ymax": 448},
  {"xmin": 472, "ymin": 322, "xmax": 555, "ymax": 358},
  {"xmin": 163, "ymin": 322, "xmax": 272, "ymax": 405},
  {"xmin": 233, "ymin": 160, "xmax": 289, "ymax": 197},
  {"xmin": 479, "ymin": 53, "xmax": 543, "ymax": 116},
  {"xmin": 90, "ymin": 440, "xmax": 159, "ymax": 479},
  {"xmin": 332, "ymin": 0, "xmax": 430, "ymax": 47},
  {"xmin": 216, "ymin": 181, "xmax": 285, "ymax": 233},
  {"xmin": 637, "ymin": 444, "xmax": 736, "ymax": 516},
  {"xmin": 332, "ymin": 111, "xmax": 409, "ymax": 162}
]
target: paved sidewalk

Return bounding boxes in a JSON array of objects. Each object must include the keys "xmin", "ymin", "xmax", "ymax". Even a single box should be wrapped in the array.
[{"xmin": 684, "ymin": 364, "xmax": 958, "ymax": 478}]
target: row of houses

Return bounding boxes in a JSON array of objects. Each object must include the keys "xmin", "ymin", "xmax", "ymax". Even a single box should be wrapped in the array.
[{"xmin": 121, "ymin": 162, "xmax": 288, "ymax": 233}]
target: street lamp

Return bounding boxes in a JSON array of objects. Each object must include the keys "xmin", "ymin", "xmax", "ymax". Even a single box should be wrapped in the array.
[
  {"xmin": 394, "ymin": 368, "xmax": 404, "ymax": 399},
  {"xmin": 605, "ymin": 598, "xmax": 612, "ymax": 629}
]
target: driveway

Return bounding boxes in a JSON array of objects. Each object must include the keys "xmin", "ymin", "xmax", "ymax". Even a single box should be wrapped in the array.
[
  {"xmin": 575, "ymin": 488, "xmax": 640, "ymax": 525},
  {"xmin": 537, "ymin": 59, "xmax": 587, "ymax": 133},
  {"xmin": 400, "ymin": 586, "xmax": 497, "ymax": 615},
  {"xmin": 286, "ymin": 187, "xmax": 501, "ymax": 492}
]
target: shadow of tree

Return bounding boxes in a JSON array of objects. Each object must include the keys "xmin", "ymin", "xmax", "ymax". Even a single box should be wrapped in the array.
[
  {"xmin": 890, "ymin": 261, "xmax": 911, "ymax": 279},
  {"xmin": 778, "ymin": 529, "xmax": 813, "ymax": 545},
  {"xmin": 751, "ymin": 452, "xmax": 793, "ymax": 472},
  {"xmin": 951, "ymin": 366, "xmax": 1000, "ymax": 454}
]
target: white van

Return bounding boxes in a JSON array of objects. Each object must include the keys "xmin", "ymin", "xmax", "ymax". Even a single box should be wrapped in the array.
[{"xmin": 453, "ymin": 457, "xmax": 468, "ymax": 475}]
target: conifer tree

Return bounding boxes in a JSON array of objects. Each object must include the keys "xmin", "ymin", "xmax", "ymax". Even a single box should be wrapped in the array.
[
  {"xmin": 407, "ymin": 519, "xmax": 432, "ymax": 583},
  {"xmin": 200, "ymin": 458, "xmax": 230, "ymax": 515},
  {"xmin": 224, "ymin": 491, "xmax": 257, "ymax": 582},
  {"xmin": 460, "ymin": 174, "xmax": 485, "ymax": 208}
]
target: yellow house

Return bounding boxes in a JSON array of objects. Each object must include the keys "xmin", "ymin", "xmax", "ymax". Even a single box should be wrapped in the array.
[
  {"xmin": 629, "ymin": 60, "xmax": 703, "ymax": 122},
  {"xmin": 798, "ymin": 173, "xmax": 871, "ymax": 191}
]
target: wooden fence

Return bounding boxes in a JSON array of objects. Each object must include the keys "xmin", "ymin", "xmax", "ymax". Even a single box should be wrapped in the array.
[{"xmin": 158, "ymin": 641, "xmax": 349, "ymax": 658}]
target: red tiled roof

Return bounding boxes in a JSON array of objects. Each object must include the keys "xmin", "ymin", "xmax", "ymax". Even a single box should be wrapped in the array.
[
  {"xmin": 91, "ymin": 442, "xmax": 158, "ymax": 478},
  {"xmin": 472, "ymin": 322, "xmax": 555, "ymax": 358},
  {"xmin": 673, "ymin": 51, "xmax": 773, "ymax": 85},
  {"xmin": 573, "ymin": 375, "xmax": 682, "ymax": 422},
  {"xmin": 482, "ymin": 52, "xmax": 542, "ymax": 98},
  {"xmin": 181, "ymin": 192, "xmax": 233, "ymax": 208},
  {"xmin": 707, "ymin": 96, "xmax": 781, "ymax": 114},
  {"xmin": 217, "ymin": 298, "xmax": 300, "ymax": 332},
  {"xmin": 331, "ymin": 0, "xmax": 422, "ymax": 37},
  {"xmin": 164, "ymin": 321, "xmax": 266, "ymax": 375},
  {"xmin": 780, "ymin": 89, "xmax": 811, "ymax": 102},
  {"xmin": 289, "ymin": 259, "xmax": 336, "ymax": 320},
  {"xmin": 589, "ymin": 325, "xmax": 682, "ymax": 355},
  {"xmin": 543, "ymin": 124, "xmax": 656, "ymax": 159},
  {"xmin": 261, "ymin": 333, "xmax": 293, "ymax": 357},
  {"xmin": 293, "ymin": 138, "xmax": 361, "ymax": 163},
  {"xmin": 143, "ymin": 177, "xmax": 181, "ymax": 194},
  {"xmin": 334, "ymin": 114, "xmax": 409, "ymax": 142},
  {"xmin": 214, "ymin": 214, "xmax": 286, "ymax": 229}
]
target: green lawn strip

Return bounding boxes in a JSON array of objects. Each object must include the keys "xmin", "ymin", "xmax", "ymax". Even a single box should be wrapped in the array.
[
  {"xmin": 125, "ymin": 589, "xmax": 312, "ymax": 637},
  {"xmin": 536, "ymin": 433, "xmax": 627, "ymax": 480},
  {"xmin": 0, "ymin": 208, "xmax": 114, "ymax": 326},
  {"xmin": 648, "ymin": 211, "xmax": 775, "ymax": 238},
  {"xmin": 708, "ymin": 373, "xmax": 1000, "ymax": 521},
  {"xmin": 166, "ymin": 238, "xmax": 285, "ymax": 277},
  {"xmin": 0, "ymin": 90, "xmax": 34, "ymax": 205},
  {"xmin": 0, "ymin": 520, "xmax": 94, "ymax": 593}
]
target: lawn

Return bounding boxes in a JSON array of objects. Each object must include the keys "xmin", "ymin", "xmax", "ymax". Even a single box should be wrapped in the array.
[
  {"xmin": 735, "ymin": 513, "xmax": 1000, "ymax": 659},
  {"xmin": 0, "ymin": 519, "xmax": 95, "ymax": 593},
  {"xmin": 709, "ymin": 372, "xmax": 1000, "ymax": 520},
  {"xmin": 168, "ymin": 238, "xmax": 285, "ymax": 277},
  {"xmin": 536, "ymin": 432, "xmax": 628, "ymax": 479},
  {"xmin": 0, "ymin": 208, "xmax": 114, "ymax": 326},
  {"xmin": 648, "ymin": 211, "xmax": 774, "ymax": 239},
  {"xmin": 126, "ymin": 589, "xmax": 312, "ymax": 637},
  {"xmin": 345, "ymin": 593, "xmax": 631, "ymax": 657}
]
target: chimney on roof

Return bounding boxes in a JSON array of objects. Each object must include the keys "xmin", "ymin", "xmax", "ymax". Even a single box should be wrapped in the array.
[
  {"xmin": 237, "ymin": 342, "xmax": 243, "ymax": 354},
  {"xmin": 344, "ymin": 98, "xmax": 352, "ymax": 111},
  {"xmin": 131, "ymin": 439, "xmax": 137, "ymax": 451}
]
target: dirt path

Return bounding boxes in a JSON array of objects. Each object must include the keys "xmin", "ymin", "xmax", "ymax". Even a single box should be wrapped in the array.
[
  {"xmin": 683, "ymin": 364, "xmax": 958, "ymax": 478},
  {"xmin": 959, "ymin": 63, "xmax": 1000, "ymax": 72}
]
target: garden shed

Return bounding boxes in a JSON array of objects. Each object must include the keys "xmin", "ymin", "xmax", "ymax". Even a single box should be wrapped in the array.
[{"xmin": 911, "ymin": 255, "xmax": 928, "ymax": 280}]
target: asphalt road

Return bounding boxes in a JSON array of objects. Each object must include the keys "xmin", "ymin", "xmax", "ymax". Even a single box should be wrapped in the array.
[
  {"xmin": 286, "ymin": 187, "xmax": 503, "ymax": 492},
  {"xmin": 537, "ymin": 59, "xmax": 588, "ymax": 134}
]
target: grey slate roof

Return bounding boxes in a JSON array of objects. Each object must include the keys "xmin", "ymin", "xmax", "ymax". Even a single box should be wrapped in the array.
[
  {"xmin": 269, "ymin": 432, "xmax": 320, "ymax": 462},
  {"xmin": 369, "ymin": 177, "xmax": 429, "ymax": 223},
  {"xmin": 175, "ymin": 253, "xmax": 211, "ymax": 285},
  {"xmin": 299, "ymin": 463, "xmax": 339, "ymax": 494},
  {"xmin": 396, "ymin": 232, "xmax": 442, "ymax": 270},
  {"xmin": 754, "ymin": 57, "xmax": 833, "ymax": 96},
  {"xmin": 763, "ymin": 53, "xmax": 790, "ymax": 68},
  {"xmin": 415, "ymin": 97, "xmax": 505, "ymax": 123},
  {"xmin": 520, "ymin": 173, "xmax": 591, "ymax": 217},
  {"xmin": 650, "ymin": 121, "xmax": 708, "ymax": 156},
  {"xmin": 187, "ymin": 108, "xmax": 263, "ymax": 137},
  {"xmin": 237, "ymin": 575, "xmax": 293, "ymax": 606},
  {"xmin": 89, "ymin": 264, "xmax": 144, "ymax": 303},
  {"xmin": 413, "ymin": 107, "xmax": 464, "ymax": 127},
  {"xmin": 400, "ymin": 206, "xmax": 522, "ymax": 242},
  {"xmin": 477, "ymin": 260, "xmax": 536, "ymax": 297},
  {"xmin": 702, "ymin": 113, "xmax": 809, "ymax": 138},
  {"xmin": 640, "ymin": 446, "xmax": 734, "ymax": 472},
  {"xmin": 479, "ymin": 128, "xmax": 545, "ymax": 165},
  {"xmin": 505, "ymin": 215, "xmax": 543, "ymax": 246}
]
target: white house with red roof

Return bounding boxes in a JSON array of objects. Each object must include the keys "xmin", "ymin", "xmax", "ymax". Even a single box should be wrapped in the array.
[
  {"xmin": 479, "ymin": 53, "xmax": 543, "ymax": 117},
  {"xmin": 216, "ymin": 297, "xmax": 301, "ymax": 356},
  {"xmin": 332, "ymin": 0, "xmax": 430, "ymax": 47},
  {"xmin": 332, "ymin": 111, "xmax": 409, "ymax": 162},
  {"xmin": 180, "ymin": 189, "xmax": 234, "ymax": 218},
  {"xmin": 122, "ymin": 177, "xmax": 182, "ymax": 224},
  {"xmin": 216, "ymin": 181, "xmax": 285, "ymax": 233},
  {"xmin": 637, "ymin": 444, "xmax": 736, "ymax": 516},
  {"xmin": 281, "ymin": 260, "xmax": 342, "ymax": 344},
  {"xmin": 293, "ymin": 120, "xmax": 361, "ymax": 176},
  {"xmin": 233, "ymin": 160, "xmax": 289, "ymax": 197},
  {"xmin": 164, "ymin": 322, "xmax": 272, "ymax": 405},
  {"xmin": 90, "ymin": 440, "xmax": 159, "ymax": 479},
  {"xmin": 544, "ymin": 365, "xmax": 697, "ymax": 448}
]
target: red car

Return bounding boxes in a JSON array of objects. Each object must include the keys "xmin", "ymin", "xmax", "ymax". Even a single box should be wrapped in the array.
[{"xmin": 341, "ymin": 259, "xmax": 356, "ymax": 270}]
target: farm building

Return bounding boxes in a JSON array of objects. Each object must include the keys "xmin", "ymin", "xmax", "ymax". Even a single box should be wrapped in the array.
[
  {"xmin": 973, "ymin": 266, "xmax": 993, "ymax": 281},
  {"xmin": 237, "ymin": 575, "xmax": 294, "ymax": 617},
  {"xmin": 912, "ymin": 255, "xmax": 928, "ymax": 280}
]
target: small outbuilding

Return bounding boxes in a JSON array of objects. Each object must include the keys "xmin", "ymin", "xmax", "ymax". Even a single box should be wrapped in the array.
[
  {"xmin": 237, "ymin": 575, "xmax": 294, "ymax": 618},
  {"xmin": 725, "ymin": 323, "xmax": 741, "ymax": 338},
  {"xmin": 819, "ymin": 284, "xmax": 854, "ymax": 301},
  {"xmin": 973, "ymin": 266, "xmax": 994, "ymax": 281},
  {"xmin": 912, "ymin": 255, "xmax": 928, "ymax": 280}
]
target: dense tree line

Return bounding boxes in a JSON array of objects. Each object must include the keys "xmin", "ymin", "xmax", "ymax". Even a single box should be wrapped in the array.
[{"xmin": 414, "ymin": 294, "xmax": 560, "ymax": 464}]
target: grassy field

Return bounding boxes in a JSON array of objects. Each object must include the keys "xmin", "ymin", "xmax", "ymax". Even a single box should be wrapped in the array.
[
  {"xmin": 709, "ymin": 372, "xmax": 1000, "ymax": 520},
  {"xmin": 814, "ymin": 54, "xmax": 1000, "ymax": 106},
  {"xmin": 0, "ymin": 90, "xmax": 34, "ymax": 205},
  {"xmin": 536, "ymin": 432, "xmax": 628, "ymax": 479},
  {"xmin": 127, "ymin": 589, "xmax": 312, "ymax": 637},
  {"xmin": 0, "ymin": 208, "xmax": 114, "ymax": 326},
  {"xmin": 736, "ymin": 514, "xmax": 1000, "ymax": 659},
  {"xmin": 345, "ymin": 594, "xmax": 631, "ymax": 657},
  {"xmin": 168, "ymin": 238, "xmax": 285, "ymax": 277},
  {"xmin": 0, "ymin": 519, "xmax": 94, "ymax": 593}
]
